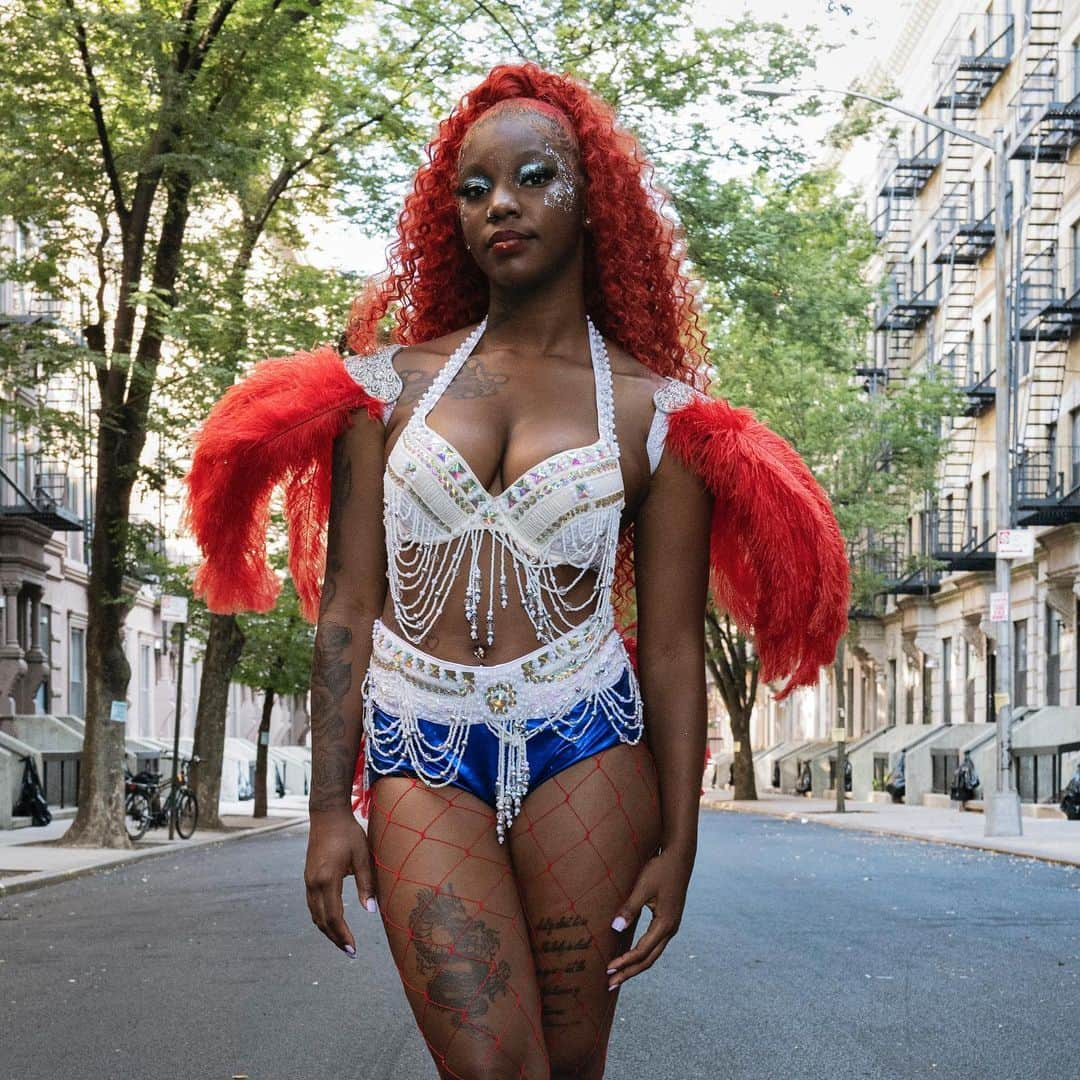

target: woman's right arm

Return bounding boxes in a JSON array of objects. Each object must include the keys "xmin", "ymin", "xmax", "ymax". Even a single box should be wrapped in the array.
[{"xmin": 304, "ymin": 409, "xmax": 389, "ymax": 958}]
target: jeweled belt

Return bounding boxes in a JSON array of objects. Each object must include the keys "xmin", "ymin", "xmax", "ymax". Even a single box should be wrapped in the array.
[
  {"xmin": 361, "ymin": 615, "xmax": 642, "ymax": 841},
  {"xmin": 364, "ymin": 615, "xmax": 630, "ymax": 727}
]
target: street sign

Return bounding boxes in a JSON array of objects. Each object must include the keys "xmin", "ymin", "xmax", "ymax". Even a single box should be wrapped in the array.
[
  {"xmin": 997, "ymin": 529, "xmax": 1034, "ymax": 558},
  {"xmin": 989, "ymin": 592, "xmax": 1009, "ymax": 622},
  {"xmin": 161, "ymin": 594, "xmax": 189, "ymax": 624}
]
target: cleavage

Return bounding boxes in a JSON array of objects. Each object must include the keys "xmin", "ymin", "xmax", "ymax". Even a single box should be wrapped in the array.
[{"xmin": 423, "ymin": 402, "xmax": 602, "ymax": 501}]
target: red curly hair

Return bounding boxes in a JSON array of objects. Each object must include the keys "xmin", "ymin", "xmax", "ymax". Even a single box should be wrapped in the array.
[{"xmin": 345, "ymin": 62, "xmax": 708, "ymax": 650}]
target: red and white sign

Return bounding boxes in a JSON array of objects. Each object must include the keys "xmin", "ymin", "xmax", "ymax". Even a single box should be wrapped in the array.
[
  {"xmin": 997, "ymin": 529, "xmax": 1034, "ymax": 558},
  {"xmin": 989, "ymin": 592, "xmax": 1009, "ymax": 622}
]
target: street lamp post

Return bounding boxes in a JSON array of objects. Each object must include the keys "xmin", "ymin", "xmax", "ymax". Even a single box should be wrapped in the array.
[{"xmin": 742, "ymin": 82, "xmax": 1023, "ymax": 836}]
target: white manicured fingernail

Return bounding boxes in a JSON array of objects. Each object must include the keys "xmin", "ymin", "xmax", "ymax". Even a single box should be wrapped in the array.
[
  {"xmin": 344, "ymin": 944, "xmax": 356, "ymax": 957},
  {"xmin": 366, "ymin": 897, "xmax": 379, "ymax": 914},
  {"xmin": 611, "ymin": 915, "xmax": 628, "ymax": 932}
]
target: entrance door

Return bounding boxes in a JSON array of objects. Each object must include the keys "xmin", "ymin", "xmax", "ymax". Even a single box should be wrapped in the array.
[{"xmin": 986, "ymin": 648, "xmax": 996, "ymax": 723}]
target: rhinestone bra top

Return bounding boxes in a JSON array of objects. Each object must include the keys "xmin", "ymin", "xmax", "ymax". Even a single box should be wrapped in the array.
[
  {"xmin": 344, "ymin": 319, "xmax": 707, "ymax": 657},
  {"xmin": 350, "ymin": 318, "xmax": 624, "ymax": 655}
]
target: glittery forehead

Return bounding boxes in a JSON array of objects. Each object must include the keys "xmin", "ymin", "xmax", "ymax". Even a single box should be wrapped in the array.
[{"xmin": 459, "ymin": 98, "xmax": 580, "ymax": 157}]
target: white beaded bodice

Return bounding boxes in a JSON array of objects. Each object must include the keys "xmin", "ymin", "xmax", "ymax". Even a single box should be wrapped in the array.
[{"xmin": 381, "ymin": 318, "xmax": 623, "ymax": 658}]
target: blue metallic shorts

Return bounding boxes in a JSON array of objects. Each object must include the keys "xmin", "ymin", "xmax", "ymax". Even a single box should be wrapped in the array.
[
  {"xmin": 365, "ymin": 665, "xmax": 637, "ymax": 805},
  {"xmin": 361, "ymin": 618, "xmax": 644, "ymax": 839}
]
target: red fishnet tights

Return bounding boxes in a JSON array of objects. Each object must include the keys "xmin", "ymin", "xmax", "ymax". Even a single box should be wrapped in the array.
[{"xmin": 366, "ymin": 741, "xmax": 661, "ymax": 1080}]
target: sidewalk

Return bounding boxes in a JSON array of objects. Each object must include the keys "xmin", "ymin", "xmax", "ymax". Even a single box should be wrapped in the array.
[
  {"xmin": 701, "ymin": 788, "xmax": 1080, "ymax": 867},
  {"xmin": 0, "ymin": 795, "xmax": 309, "ymax": 897}
]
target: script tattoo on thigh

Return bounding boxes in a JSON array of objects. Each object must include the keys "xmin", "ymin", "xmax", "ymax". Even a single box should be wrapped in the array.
[
  {"xmin": 533, "ymin": 912, "xmax": 590, "ymax": 1028},
  {"xmin": 409, "ymin": 884, "xmax": 511, "ymax": 1028}
]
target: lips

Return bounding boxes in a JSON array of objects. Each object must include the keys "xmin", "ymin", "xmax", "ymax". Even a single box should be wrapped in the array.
[{"xmin": 487, "ymin": 229, "xmax": 531, "ymax": 249}]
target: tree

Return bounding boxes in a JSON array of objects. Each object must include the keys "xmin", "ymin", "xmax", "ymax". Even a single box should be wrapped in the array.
[
  {"xmin": 0, "ymin": 0, "xmax": 830, "ymax": 845},
  {"xmin": 232, "ymin": 576, "xmax": 313, "ymax": 818},
  {"xmin": 673, "ymin": 164, "xmax": 960, "ymax": 799}
]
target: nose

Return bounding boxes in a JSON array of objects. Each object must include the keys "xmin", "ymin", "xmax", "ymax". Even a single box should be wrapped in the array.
[{"xmin": 486, "ymin": 180, "xmax": 521, "ymax": 221}]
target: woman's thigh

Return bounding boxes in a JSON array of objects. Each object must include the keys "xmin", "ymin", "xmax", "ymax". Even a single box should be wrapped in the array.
[
  {"xmin": 368, "ymin": 775, "xmax": 549, "ymax": 1080},
  {"xmin": 509, "ymin": 741, "xmax": 661, "ymax": 1080}
]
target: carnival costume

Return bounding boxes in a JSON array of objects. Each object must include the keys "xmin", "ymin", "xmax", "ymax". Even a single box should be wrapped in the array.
[{"xmin": 185, "ymin": 319, "xmax": 850, "ymax": 838}]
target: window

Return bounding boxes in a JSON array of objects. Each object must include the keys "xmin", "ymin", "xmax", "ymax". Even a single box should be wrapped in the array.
[
  {"xmin": 69, "ymin": 626, "xmax": 85, "ymax": 719},
  {"xmin": 1073, "ymin": 34, "xmax": 1080, "ymax": 100},
  {"xmin": 942, "ymin": 638, "xmax": 953, "ymax": 724},
  {"xmin": 66, "ymin": 477, "xmax": 85, "ymax": 562},
  {"xmin": 905, "ymin": 659, "xmax": 915, "ymax": 725},
  {"xmin": 1013, "ymin": 618, "xmax": 1028, "ymax": 707},
  {"xmin": 139, "ymin": 644, "xmax": 152, "ymax": 737},
  {"xmin": 1015, "ymin": 750, "xmax": 1064, "ymax": 803},
  {"xmin": 982, "ymin": 160, "xmax": 992, "ymax": 219},
  {"xmin": 1071, "ymin": 408, "xmax": 1080, "ymax": 490},
  {"xmin": 980, "ymin": 472, "xmax": 991, "ymax": 539},
  {"xmin": 846, "ymin": 667, "xmax": 854, "ymax": 736},
  {"xmin": 964, "ymin": 480, "xmax": 974, "ymax": 545},
  {"xmin": 888, "ymin": 659, "xmax": 897, "ymax": 725},
  {"xmin": 982, "ymin": 313, "xmax": 993, "ymax": 377},
  {"xmin": 1072, "ymin": 219, "xmax": 1080, "ymax": 294},
  {"xmin": 964, "ymin": 638, "xmax": 976, "ymax": 723},
  {"xmin": 922, "ymin": 658, "xmax": 933, "ymax": 724},
  {"xmin": 1047, "ymin": 604, "xmax": 1062, "ymax": 706},
  {"xmin": 932, "ymin": 750, "xmax": 960, "ymax": 794},
  {"xmin": 33, "ymin": 603, "xmax": 51, "ymax": 713}
]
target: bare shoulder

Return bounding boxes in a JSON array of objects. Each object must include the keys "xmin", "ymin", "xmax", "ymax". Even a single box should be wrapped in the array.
[{"xmin": 604, "ymin": 338, "xmax": 666, "ymax": 425}]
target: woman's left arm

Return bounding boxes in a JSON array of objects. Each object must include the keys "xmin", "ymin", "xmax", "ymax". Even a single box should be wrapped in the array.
[{"xmin": 607, "ymin": 443, "xmax": 713, "ymax": 990}]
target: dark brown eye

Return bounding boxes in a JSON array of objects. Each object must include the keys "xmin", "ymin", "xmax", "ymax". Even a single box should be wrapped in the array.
[
  {"xmin": 518, "ymin": 162, "xmax": 555, "ymax": 186},
  {"xmin": 455, "ymin": 177, "xmax": 491, "ymax": 200}
]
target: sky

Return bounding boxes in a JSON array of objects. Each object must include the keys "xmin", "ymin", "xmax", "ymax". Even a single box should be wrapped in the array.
[{"xmin": 307, "ymin": 0, "xmax": 921, "ymax": 276}]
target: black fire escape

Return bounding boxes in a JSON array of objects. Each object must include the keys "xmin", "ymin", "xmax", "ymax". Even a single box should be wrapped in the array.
[{"xmin": 1008, "ymin": 35, "xmax": 1080, "ymax": 526}]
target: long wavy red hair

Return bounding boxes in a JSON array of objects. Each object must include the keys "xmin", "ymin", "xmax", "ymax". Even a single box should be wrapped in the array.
[{"xmin": 345, "ymin": 62, "xmax": 709, "ymax": 649}]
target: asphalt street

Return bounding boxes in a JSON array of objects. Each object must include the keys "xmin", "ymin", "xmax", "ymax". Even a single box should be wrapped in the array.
[{"xmin": 2, "ymin": 811, "xmax": 1078, "ymax": 1080}]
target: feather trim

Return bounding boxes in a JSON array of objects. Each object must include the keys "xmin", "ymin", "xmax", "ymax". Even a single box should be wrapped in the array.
[
  {"xmin": 184, "ymin": 345, "xmax": 385, "ymax": 622},
  {"xmin": 664, "ymin": 396, "xmax": 849, "ymax": 700}
]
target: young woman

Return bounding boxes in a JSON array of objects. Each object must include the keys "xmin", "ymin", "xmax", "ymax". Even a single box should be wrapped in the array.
[{"xmin": 187, "ymin": 63, "xmax": 849, "ymax": 1080}]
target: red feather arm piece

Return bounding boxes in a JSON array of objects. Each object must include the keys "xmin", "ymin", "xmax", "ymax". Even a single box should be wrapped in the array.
[
  {"xmin": 663, "ymin": 395, "xmax": 850, "ymax": 700},
  {"xmin": 184, "ymin": 345, "xmax": 384, "ymax": 621},
  {"xmin": 185, "ymin": 346, "xmax": 386, "ymax": 820}
]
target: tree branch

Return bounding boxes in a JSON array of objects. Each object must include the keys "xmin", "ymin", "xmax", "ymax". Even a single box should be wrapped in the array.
[{"xmin": 63, "ymin": 0, "xmax": 128, "ymax": 225}]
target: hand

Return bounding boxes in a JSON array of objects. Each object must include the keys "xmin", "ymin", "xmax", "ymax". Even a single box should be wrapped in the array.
[
  {"xmin": 304, "ymin": 808, "xmax": 378, "ymax": 957},
  {"xmin": 606, "ymin": 848, "xmax": 694, "ymax": 991}
]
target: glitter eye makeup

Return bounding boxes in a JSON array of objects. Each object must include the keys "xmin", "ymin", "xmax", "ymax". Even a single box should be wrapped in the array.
[
  {"xmin": 455, "ymin": 176, "xmax": 492, "ymax": 201},
  {"xmin": 518, "ymin": 160, "xmax": 556, "ymax": 186}
]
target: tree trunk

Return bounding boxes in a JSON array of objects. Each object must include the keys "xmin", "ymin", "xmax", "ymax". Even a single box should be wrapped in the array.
[
  {"xmin": 254, "ymin": 686, "xmax": 274, "ymax": 819},
  {"xmin": 729, "ymin": 703, "xmax": 758, "ymax": 800},
  {"xmin": 191, "ymin": 612, "xmax": 245, "ymax": 830},
  {"xmin": 62, "ymin": 416, "xmax": 139, "ymax": 848},
  {"xmin": 705, "ymin": 611, "xmax": 759, "ymax": 802}
]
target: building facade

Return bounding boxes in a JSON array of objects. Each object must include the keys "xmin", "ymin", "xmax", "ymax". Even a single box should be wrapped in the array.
[{"xmin": 765, "ymin": 0, "xmax": 1080, "ymax": 808}]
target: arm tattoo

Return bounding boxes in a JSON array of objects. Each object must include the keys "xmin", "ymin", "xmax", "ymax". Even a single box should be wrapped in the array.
[
  {"xmin": 309, "ymin": 621, "xmax": 353, "ymax": 810},
  {"xmin": 322, "ymin": 437, "xmax": 352, "ymax": 609}
]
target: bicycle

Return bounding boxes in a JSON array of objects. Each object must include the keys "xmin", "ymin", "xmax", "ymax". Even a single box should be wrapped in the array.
[{"xmin": 124, "ymin": 754, "xmax": 200, "ymax": 841}]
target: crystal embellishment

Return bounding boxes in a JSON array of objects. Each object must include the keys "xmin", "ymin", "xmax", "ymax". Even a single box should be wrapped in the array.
[
  {"xmin": 343, "ymin": 345, "xmax": 404, "ymax": 403},
  {"xmin": 653, "ymin": 378, "xmax": 708, "ymax": 414}
]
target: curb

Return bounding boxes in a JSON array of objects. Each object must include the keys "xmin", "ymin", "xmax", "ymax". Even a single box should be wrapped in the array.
[
  {"xmin": 0, "ymin": 815, "xmax": 309, "ymax": 899},
  {"xmin": 701, "ymin": 799, "xmax": 1080, "ymax": 870}
]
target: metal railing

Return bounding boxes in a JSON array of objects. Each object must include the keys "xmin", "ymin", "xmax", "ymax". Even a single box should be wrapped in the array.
[
  {"xmin": 1007, "ymin": 48, "xmax": 1080, "ymax": 149},
  {"xmin": 1015, "ymin": 442, "xmax": 1080, "ymax": 505},
  {"xmin": 932, "ymin": 12, "xmax": 1015, "ymax": 109},
  {"xmin": 874, "ymin": 268, "xmax": 943, "ymax": 330}
]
